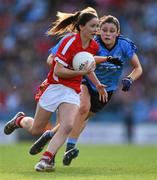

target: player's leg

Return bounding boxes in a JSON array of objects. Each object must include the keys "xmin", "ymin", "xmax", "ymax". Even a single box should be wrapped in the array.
[
  {"xmin": 44, "ymin": 121, "xmax": 53, "ymax": 131},
  {"xmin": 63, "ymin": 89, "xmax": 114, "ymax": 166},
  {"xmin": 29, "ymin": 123, "xmax": 60, "ymax": 155},
  {"xmin": 63, "ymin": 84, "xmax": 92, "ymax": 165},
  {"xmin": 29, "ymin": 111, "xmax": 60, "ymax": 155},
  {"xmin": 29, "ymin": 86, "xmax": 91, "ymax": 156},
  {"xmin": 4, "ymin": 103, "xmax": 52, "ymax": 136},
  {"xmin": 34, "ymin": 102, "xmax": 79, "ymax": 172},
  {"xmin": 66, "ymin": 90, "xmax": 113, "ymax": 145}
]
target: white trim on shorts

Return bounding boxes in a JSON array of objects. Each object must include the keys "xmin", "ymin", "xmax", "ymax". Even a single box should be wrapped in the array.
[{"xmin": 38, "ymin": 84, "xmax": 80, "ymax": 112}]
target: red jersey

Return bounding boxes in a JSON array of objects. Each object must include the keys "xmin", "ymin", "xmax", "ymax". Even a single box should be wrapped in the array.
[{"xmin": 47, "ymin": 33, "xmax": 99, "ymax": 93}]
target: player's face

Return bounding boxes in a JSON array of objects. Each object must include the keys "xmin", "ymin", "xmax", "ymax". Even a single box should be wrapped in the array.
[
  {"xmin": 100, "ymin": 22, "xmax": 119, "ymax": 49},
  {"xmin": 80, "ymin": 17, "xmax": 99, "ymax": 40}
]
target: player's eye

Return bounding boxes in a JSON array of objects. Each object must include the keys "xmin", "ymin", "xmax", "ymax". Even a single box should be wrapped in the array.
[
  {"xmin": 110, "ymin": 29, "xmax": 116, "ymax": 33},
  {"xmin": 102, "ymin": 29, "xmax": 108, "ymax": 32}
]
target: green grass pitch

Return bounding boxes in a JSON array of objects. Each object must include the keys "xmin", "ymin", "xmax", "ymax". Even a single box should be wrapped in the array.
[{"xmin": 1, "ymin": 143, "xmax": 157, "ymax": 180}]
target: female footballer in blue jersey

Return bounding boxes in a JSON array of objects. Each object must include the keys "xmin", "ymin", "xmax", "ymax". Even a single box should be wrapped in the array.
[
  {"xmin": 30, "ymin": 15, "xmax": 142, "ymax": 166},
  {"xmin": 62, "ymin": 15, "xmax": 142, "ymax": 165}
]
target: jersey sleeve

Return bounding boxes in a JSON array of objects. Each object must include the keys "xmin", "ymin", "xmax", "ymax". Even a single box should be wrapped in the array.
[{"xmin": 122, "ymin": 37, "xmax": 137, "ymax": 60}]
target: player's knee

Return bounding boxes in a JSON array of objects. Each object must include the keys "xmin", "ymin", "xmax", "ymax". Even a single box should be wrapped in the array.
[
  {"xmin": 62, "ymin": 122, "xmax": 74, "ymax": 135},
  {"xmin": 79, "ymin": 103, "xmax": 90, "ymax": 115}
]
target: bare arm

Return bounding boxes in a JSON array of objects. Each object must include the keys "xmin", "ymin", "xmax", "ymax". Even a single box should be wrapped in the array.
[
  {"xmin": 86, "ymin": 71, "xmax": 102, "ymax": 87},
  {"xmin": 86, "ymin": 72, "xmax": 108, "ymax": 102},
  {"xmin": 47, "ymin": 54, "xmax": 55, "ymax": 66},
  {"xmin": 54, "ymin": 61, "xmax": 108, "ymax": 102},
  {"xmin": 94, "ymin": 56, "xmax": 108, "ymax": 64},
  {"xmin": 54, "ymin": 61, "xmax": 95, "ymax": 78},
  {"xmin": 127, "ymin": 53, "xmax": 143, "ymax": 81}
]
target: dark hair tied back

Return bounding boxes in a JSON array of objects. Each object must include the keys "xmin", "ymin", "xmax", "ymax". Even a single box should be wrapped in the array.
[{"xmin": 75, "ymin": 12, "xmax": 97, "ymax": 31}]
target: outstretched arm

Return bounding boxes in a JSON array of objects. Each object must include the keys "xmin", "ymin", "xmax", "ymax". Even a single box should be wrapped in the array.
[
  {"xmin": 94, "ymin": 56, "xmax": 108, "ymax": 64},
  {"xmin": 122, "ymin": 53, "xmax": 143, "ymax": 91},
  {"xmin": 94, "ymin": 56, "xmax": 123, "ymax": 66},
  {"xmin": 127, "ymin": 53, "xmax": 143, "ymax": 81}
]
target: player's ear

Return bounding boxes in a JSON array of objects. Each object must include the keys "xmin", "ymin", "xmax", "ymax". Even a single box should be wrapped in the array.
[
  {"xmin": 117, "ymin": 30, "xmax": 120, "ymax": 36},
  {"xmin": 79, "ymin": 25, "xmax": 84, "ymax": 31}
]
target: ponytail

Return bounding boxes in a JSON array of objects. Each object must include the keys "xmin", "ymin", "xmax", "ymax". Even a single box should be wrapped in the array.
[
  {"xmin": 47, "ymin": 7, "xmax": 98, "ymax": 37},
  {"xmin": 47, "ymin": 11, "xmax": 81, "ymax": 36}
]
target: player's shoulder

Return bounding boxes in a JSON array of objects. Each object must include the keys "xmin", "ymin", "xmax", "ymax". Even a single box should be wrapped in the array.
[
  {"xmin": 117, "ymin": 35, "xmax": 135, "ymax": 46},
  {"xmin": 117, "ymin": 35, "xmax": 137, "ymax": 52},
  {"xmin": 61, "ymin": 33, "xmax": 76, "ymax": 43},
  {"xmin": 58, "ymin": 33, "xmax": 77, "ymax": 52}
]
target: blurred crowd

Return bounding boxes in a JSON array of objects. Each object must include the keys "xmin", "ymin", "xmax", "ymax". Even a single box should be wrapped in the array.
[{"xmin": 0, "ymin": 0, "xmax": 157, "ymax": 123}]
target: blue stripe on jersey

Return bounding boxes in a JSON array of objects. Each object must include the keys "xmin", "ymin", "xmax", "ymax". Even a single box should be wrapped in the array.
[
  {"xmin": 85, "ymin": 35, "xmax": 137, "ymax": 92},
  {"xmin": 49, "ymin": 42, "xmax": 60, "ymax": 55}
]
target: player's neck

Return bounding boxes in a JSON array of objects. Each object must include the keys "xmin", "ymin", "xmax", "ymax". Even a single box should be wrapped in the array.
[{"xmin": 80, "ymin": 33, "xmax": 90, "ymax": 49}]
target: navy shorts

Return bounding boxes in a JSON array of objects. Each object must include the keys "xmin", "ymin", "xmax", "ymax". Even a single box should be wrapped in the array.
[{"xmin": 82, "ymin": 80, "xmax": 113, "ymax": 113}]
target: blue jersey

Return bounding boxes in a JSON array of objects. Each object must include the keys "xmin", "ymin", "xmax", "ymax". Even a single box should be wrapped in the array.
[
  {"xmin": 49, "ymin": 42, "xmax": 60, "ymax": 55},
  {"xmin": 85, "ymin": 35, "xmax": 137, "ymax": 92},
  {"xmin": 49, "ymin": 34, "xmax": 137, "ymax": 92}
]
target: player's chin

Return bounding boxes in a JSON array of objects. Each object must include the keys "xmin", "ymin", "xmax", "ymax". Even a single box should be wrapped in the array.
[
  {"xmin": 104, "ymin": 38, "xmax": 112, "ymax": 44},
  {"xmin": 103, "ymin": 40, "xmax": 112, "ymax": 45}
]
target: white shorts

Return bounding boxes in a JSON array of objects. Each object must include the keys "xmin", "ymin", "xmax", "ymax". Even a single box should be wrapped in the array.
[{"xmin": 39, "ymin": 84, "xmax": 80, "ymax": 112}]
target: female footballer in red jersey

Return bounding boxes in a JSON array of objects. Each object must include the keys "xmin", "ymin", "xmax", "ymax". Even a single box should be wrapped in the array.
[
  {"xmin": 4, "ymin": 7, "xmax": 107, "ymax": 172},
  {"xmin": 29, "ymin": 14, "xmax": 142, "ymax": 168}
]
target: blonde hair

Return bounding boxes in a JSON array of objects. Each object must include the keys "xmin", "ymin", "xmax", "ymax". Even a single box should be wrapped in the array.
[
  {"xmin": 81, "ymin": 7, "xmax": 98, "ymax": 16},
  {"xmin": 47, "ymin": 7, "xmax": 98, "ymax": 36}
]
